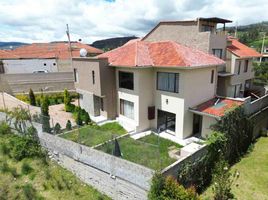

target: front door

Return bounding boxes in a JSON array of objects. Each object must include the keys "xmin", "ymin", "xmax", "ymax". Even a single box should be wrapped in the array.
[
  {"xmin": 193, "ymin": 114, "xmax": 202, "ymax": 134},
  {"xmin": 157, "ymin": 110, "xmax": 176, "ymax": 133}
]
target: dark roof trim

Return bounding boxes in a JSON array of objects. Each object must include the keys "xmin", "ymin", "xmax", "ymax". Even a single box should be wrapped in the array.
[{"xmin": 199, "ymin": 17, "xmax": 232, "ymax": 23}]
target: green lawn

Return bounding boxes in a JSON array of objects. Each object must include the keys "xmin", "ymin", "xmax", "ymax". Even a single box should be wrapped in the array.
[
  {"xmin": 96, "ymin": 134, "xmax": 182, "ymax": 170},
  {"xmin": 60, "ymin": 122, "xmax": 127, "ymax": 147},
  {"xmin": 0, "ymin": 135, "xmax": 110, "ymax": 200},
  {"xmin": 202, "ymin": 137, "xmax": 268, "ymax": 200}
]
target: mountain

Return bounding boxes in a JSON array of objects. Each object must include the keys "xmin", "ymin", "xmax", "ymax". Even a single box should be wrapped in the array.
[
  {"xmin": 91, "ymin": 36, "xmax": 138, "ymax": 51},
  {"xmin": 0, "ymin": 42, "xmax": 28, "ymax": 50}
]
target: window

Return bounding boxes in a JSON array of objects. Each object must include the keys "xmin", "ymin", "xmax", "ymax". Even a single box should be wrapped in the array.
[
  {"xmin": 244, "ymin": 60, "xmax": 248, "ymax": 72},
  {"xmin": 212, "ymin": 49, "xmax": 223, "ymax": 59},
  {"xmin": 73, "ymin": 68, "xmax": 78, "ymax": 82},
  {"xmin": 92, "ymin": 70, "xmax": 95, "ymax": 84},
  {"xmin": 201, "ymin": 25, "xmax": 214, "ymax": 32},
  {"xmin": 44, "ymin": 63, "xmax": 46, "ymax": 66},
  {"xmin": 157, "ymin": 72, "xmax": 179, "ymax": 93},
  {"xmin": 120, "ymin": 99, "xmax": 134, "ymax": 119},
  {"xmin": 53, "ymin": 63, "xmax": 56, "ymax": 66},
  {"xmin": 211, "ymin": 70, "xmax": 214, "ymax": 84},
  {"xmin": 237, "ymin": 61, "xmax": 241, "ymax": 75},
  {"xmin": 119, "ymin": 71, "xmax": 134, "ymax": 90},
  {"xmin": 100, "ymin": 98, "xmax": 104, "ymax": 111}
]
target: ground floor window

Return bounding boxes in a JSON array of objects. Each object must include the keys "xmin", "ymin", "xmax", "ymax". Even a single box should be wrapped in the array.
[
  {"xmin": 157, "ymin": 110, "xmax": 176, "ymax": 133},
  {"xmin": 120, "ymin": 99, "xmax": 134, "ymax": 120}
]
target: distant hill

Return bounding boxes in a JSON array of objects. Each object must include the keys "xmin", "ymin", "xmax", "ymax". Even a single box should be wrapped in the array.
[
  {"xmin": 226, "ymin": 21, "xmax": 268, "ymax": 33},
  {"xmin": 0, "ymin": 42, "xmax": 28, "ymax": 50},
  {"xmin": 91, "ymin": 36, "xmax": 138, "ymax": 51}
]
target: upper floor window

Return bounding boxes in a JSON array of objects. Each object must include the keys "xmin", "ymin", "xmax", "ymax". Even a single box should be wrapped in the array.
[
  {"xmin": 211, "ymin": 70, "xmax": 214, "ymax": 84},
  {"xmin": 119, "ymin": 71, "xmax": 134, "ymax": 90},
  {"xmin": 74, "ymin": 68, "xmax": 78, "ymax": 82},
  {"xmin": 244, "ymin": 60, "xmax": 249, "ymax": 72},
  {"xmin": 157, "ymin": 72, "xmax": 179, "ymax": 93},
  {"xmin": 212, "ymin": 49, "xmax": 223, "ymax": 59},
  {"xmin": 92, "ymin": 70, "xmax": 95, "ymax": 84},
  {"xmin": 201, "ymin": 25, "xmax": 214, "ymax": 32},
  {"xmin": 237, "ymin": 61, "xmax": 241, "ymax": 75}
]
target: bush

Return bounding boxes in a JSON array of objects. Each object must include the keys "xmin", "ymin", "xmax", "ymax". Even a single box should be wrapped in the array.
[
  {"xmin": 22, "ymin": 184, "xmax": 39, "ymax": 200},
  {"xmin": 28, "ymin": 88, "xmax": 36, "ymax": 106},
  {"xmin": 0, "ymin": 122, "xmax": 11, "ymax": 135},
  {"xmin": 65, "ymin": 103, "xmax": 75, "ymax": 112},
  {"xmin": 41, "ymin": 96, "xmax": 49, "ymax": 116},
  {"xmin": 54, "ymin": 123, "xmax": 61, "ymax": 134},
  {"xmin": 81, "ymin": 109, "xmax": 90, "ymax": 125},
  {"xmin": 0, "ymin": 143, "xmax": 10, "ymax": 155},
  {"xmin": 21, "ymin": 162, "xmax": 33, "ymax": 175},
  {"xmin": 64, "ymin": 89, "xmax": 72, "ymax": 111},
  {"xmin": 0, "ymin": 161, "xmax": 10, "ymax": 173},
  {"xmin": 66, "ymin": 120, "xmax": 72, "ymax": 131}
]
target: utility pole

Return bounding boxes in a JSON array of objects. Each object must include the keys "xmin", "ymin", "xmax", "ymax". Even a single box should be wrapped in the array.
[{"xmin": 260, "ymin": 33, "xmax": 266, "ymax": 63}]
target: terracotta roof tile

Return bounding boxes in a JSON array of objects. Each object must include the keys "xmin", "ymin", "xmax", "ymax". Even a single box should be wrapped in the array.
[
  {"xmin": 98, "ymin": 40, "xmax": 225, "ymax": 67},
  {"xmin": 227, "ymin": 38, "xmax": 261, "ymax": 58},
  {"xmin": 0, "ymin": 50, "xmax": 19, "ymax": 59},
  {"xmin": 191, "ymin": 97, "xmax": 244, "ymax": 117}
]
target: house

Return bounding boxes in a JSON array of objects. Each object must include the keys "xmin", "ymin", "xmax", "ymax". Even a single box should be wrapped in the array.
[
  {"xmin": 217, "ymin": 37, "xmax": 262, "ymax": 98},
  {"xmin": 0, "ymin": 42, "xmax": 103, "ymax": 74},
  {"xmin": 72, "ymin": 17, "xmax": 261, "ymax": 140}
]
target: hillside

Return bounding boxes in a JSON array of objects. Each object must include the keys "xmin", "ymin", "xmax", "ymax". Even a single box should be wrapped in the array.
[
  {"xmin": 91, "ymin": 36, "xmax": 138, "ymax": 51},
  {"xmin": 0, "ymin": 42, "xmax": 28, "ymax": 50}
]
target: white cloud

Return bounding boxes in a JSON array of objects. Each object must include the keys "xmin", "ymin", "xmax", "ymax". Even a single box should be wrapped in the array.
[{"xmin": 0, "ymin": 0, "xmax": 267, "ymax": 43}]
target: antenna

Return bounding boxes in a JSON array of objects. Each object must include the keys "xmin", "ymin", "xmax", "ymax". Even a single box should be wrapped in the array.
[{"xmin": 66, "ymin": 24, "xmax": 73, "ymax": 58}]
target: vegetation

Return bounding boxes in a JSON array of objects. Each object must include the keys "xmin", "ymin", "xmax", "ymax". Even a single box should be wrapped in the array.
[
  {"xmin": 60, "ymin": 122, "xmax": 126, "ymax": 147},
  {"xmin": 97, "ymin": 133, "xmax": 182, "ymax": 170},
  {"xmin": 0, "ymin": 123, "xmax": 110, "ymax": 200},
  {"xmin": 66, "ymin": 120, "xmax": 72, "ymax": 131},
  {"xmin": 254, "ymin": 62, "xmax": 268, "ymax": 86},
  {"xmin": 203, "ymin": 136, "xmax": 268, "ymax": 200},
  {"xmin": 53, "ymin": 123, "xmax": 61, "ymax": 134},
  {"xmin": 41, "ymin": 96, "xmax": 51, "ymax": 133},
  {"xmin": 29, "ymin": 88, "xmax": 36, "ymax": 106},
  {"xmin": 63, "ymin": 89, "xmax": 72, "ymax": 112},
  {"xmin": 148, "ymin": 173, "xmax": 200, "ymax": 200}
]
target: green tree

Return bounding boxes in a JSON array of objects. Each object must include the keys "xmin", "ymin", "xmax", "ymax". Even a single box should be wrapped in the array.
[
  {"xmin": 41, "ymin": 96, "xmax": 51, "ymax": 133},
  {"xmin": 254, "ymin": 62, "xmax": 268, "ymax": 86},
  {"xmin": 28, "ymin": 88, "xmax": 36, "ymax": 106},
  {"xmin": 63, "ymin": 89, "xmax": 71, "ymax": 111},
  {"xmin": 53, "ymin": 123, "xmax": 61, "ymax": 134},
  {"xmin": 66, "ymin": 120, "xmax": 72, "ymax": 130}
]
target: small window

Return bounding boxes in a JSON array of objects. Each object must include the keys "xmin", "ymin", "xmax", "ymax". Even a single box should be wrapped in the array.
[
  {"xmin": 119, "ymin": 71, "xmax": 134, "ymax": 90},
  {"xmin": 212, "ymin": 49, "xmax": 223, "ymax": 59},
  {"xmin": 92, "ymin": 70, "xmax": 95, "ymax": 84},
  {"xmin": 44, "ymin": 63, "xmax": 46, "ymax": 66},
  {"xmin": 157, "ymin": 72, "xmax": 179, "ymax": 93},
  {"xmin": 120, "ymin": 99, "xmax": 134, "ymax": 119},
  {"xmin": 100, "ymin": 98, "xmax": 104, "ymax": 111},
  {"xmin": 210, "ymin": 70, "xmax": 214, "ymax": 84},
  {"xmin": 73, "ymin": 68, "xmax": 78, "ymax": 82},
  {"xmin": 201, "ymin": 25, "xmax": 214, "ymax": 32},
  {"xmin": 237, "ymin": 61, "xmax": 241, "ymax": 75},
  {"xmin": 53, "ymin": 63, "xmax": 56, "ymax": 66},
  {"xmin": 244, "ymin": 60, "xmax": 248, "ymax": 72}
]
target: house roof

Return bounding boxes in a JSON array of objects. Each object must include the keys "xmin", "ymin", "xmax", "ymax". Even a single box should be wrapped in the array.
[
  {"xmin": 0, "ymin": 42, "xmax": 103, "ymax": 60},
  {"xmin": 227, "ymin": 38, "xmax": 262, "ymax": 58},
  {"xmin": 190, "ymin": 97, "xmax": 244, "ymax": 118},
  {"xmin": 199, "ymin": 17, "xmax": 232, "ymax": 23},
  {"xmin": 97, "ymin": 39, "xmax": 225, "ymax": 68},
  {"xmin": 0, "ymin": 50, "xmax": 19, "ymax": 59}
]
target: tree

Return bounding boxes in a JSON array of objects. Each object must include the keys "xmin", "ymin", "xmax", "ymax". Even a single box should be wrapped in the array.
[
  {"xmin": 53, "ymin": 123, "xmax": 61, "ymax": 134},
  {"xmin": 66, "ymin": 120, "xmax": 72, "ymax": 131},
  {"xmin": 254, "ymin": 62, "xmax": 268, "ymax": 86},
  {"xmin": 212, "ymin": 157, "xmax": 239, "ymax": 200},
  {"xmin": 41, "ymin": 96, "xmax": 51, "ymax": 133},
  {"xmin": 28, "ymin": 88, "xmax": 36, "ymax": 106},
  {"xmin": 63, "ymin": 89, "xmax": 71, "ymax": 111}
]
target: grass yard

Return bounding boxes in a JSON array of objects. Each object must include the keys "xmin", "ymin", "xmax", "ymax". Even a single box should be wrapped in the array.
[
  {"xmin": 96, "ymin": 134, "xmax": 182, "ymax": 170},
  {"xmin": 0, "ymin": 134, "xmax": 110, "ymax": 200},
  {"xmin": 60, "ymin": 122, "xmax": 127, "ymax": 147},
  {"xmin": 202, "ymin": 137, "xmax": 268, "ymax": 200}
]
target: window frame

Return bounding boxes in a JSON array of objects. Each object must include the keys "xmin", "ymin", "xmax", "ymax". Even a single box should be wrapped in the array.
[
  {"xmin": 244, "ymin": 60, "xmax": 249, "ymax": 72},
  {"xmin": 212, "ymin": 49, "xmax": 223, "ymax": 59},
  {"xmin": 156, "ymin": 72, "xmax": 179, "ymax": 93},
  {"xmin": 237, "ymin": 61, "xmax": 241, "ymax": 75},
  {"xmin": 119, "ymin": 71, "xmax": 134, "ymax": 90},
  {"xmin": 120, "ymin": 99, "xmax": 134, "ymax": 120},
  {"xmin": 211, "ymin": 70, "xmax": 214, "ymax": 84},
  {"xmin": 92, "ymin": 70, "xmax": 95, "ymax": 85}
]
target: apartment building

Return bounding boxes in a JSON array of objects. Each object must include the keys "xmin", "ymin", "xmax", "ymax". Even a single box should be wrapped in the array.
[{"xmin": 73, "ymin": 17, "xmax": 259, "ymax": 139}]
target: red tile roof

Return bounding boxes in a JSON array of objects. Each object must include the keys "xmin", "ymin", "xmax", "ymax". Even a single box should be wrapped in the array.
[
  {"xmin": 191, "ymin": 97, "xmax": 244, "ymax": 117},
  {"xmin": 0, "ymin": 50, "xmax": 19, "ymax": 59},
  {"xmin": 0, "ymin": 42, "xmax": 103, "ymax": 60},
  {"xmin": 227, "ymin": 38, "xmax": 261, "ymax": 58},
  {"xmin": 97, "ymin": 39, "xmax": 225, "ymax": 67}
]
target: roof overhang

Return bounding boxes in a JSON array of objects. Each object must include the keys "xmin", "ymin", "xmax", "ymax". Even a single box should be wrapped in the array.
[{"xmin": 199, "ymin": 17, "xmax": 232, "ymax": 23}]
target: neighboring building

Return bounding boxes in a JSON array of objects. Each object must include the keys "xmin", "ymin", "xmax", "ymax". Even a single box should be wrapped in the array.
[
  {"xmin": 217, "ymin": 37, "xmax": 262, "ymax": 98},
  {"xmin": 261, "ymin": 46, "xmax": 268, "ymax": 62},
  {"xmin": 0, "ymin": 42, "xmax": 103, "ymax": 74}
]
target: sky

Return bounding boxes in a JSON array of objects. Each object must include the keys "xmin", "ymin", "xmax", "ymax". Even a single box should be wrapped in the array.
[{"xmin": 0, "ymin": 0, "xmax": 267, "ymax": 44}]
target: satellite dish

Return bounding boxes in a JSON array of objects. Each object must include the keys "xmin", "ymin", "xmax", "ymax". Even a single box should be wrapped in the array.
[{"xmin": 80, "ymin": 48, "xmax": 88, "ymax": 57}]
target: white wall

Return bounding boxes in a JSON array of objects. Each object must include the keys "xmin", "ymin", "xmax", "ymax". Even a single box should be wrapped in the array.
[
  {"xmin": 201, "ymin": 115, "xmax": 217, "ymax": 138},
  {"xmin": 3, "ymin": 59, "xmax": 58, "ymax": 74}
]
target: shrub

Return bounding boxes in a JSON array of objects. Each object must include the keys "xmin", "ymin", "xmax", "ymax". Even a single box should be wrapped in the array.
[
  {"xmin": 41, "ymin": 96, "xmax": 49, "ymax": 116},
  {"xmin": 28, "ymin": 88, "xmax": 36, "ymax": 106},
  {"xmin": 9, "ymin": 167, "xmax": 19, "ymax": 178},
  {"xmin": 0, "ymin": 161, "xmax": 10, "ymax": 173},
  {"xmin": 148, "ymin": 172, "xmax": 165, "ymax": 200},
  {"xmin": 65, "ymin": 104, "xmax": 75, "ymax": 112},
  {"xmin": 81, "ymin": 109, "xmax": 90, "ymax": 125},
  {"xmin": 64, "ymin": 89, "xmax": 72, "ymax": 111},
  {"xmin": 21, "ymin": 162, "xmax": 33, "ymax": 175},
  {"xmin": 0, "ymin": 122, "xmax": 11, "ymax": 135},
  {"xmin": 54, "ymin": 123, "xmax": 61, "ymax": 134},
  {"xmin": 0, "ymin": 143, "xmax": 10, "ymax": 155},
  {"xmin": 22, "ymin": 184, "xmax": 38, "ymax": 200},
  {"xmin": 66, "ymin": 120, "xmax": 72, "ymax": 131},
  {"xmin": 41, "ymin": 115, "xmax": 51, "ymax": 133}
]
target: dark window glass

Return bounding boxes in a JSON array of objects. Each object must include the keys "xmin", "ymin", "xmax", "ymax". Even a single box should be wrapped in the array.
[
  {"xmin": 120, "ymin": 99, "xmax": 134, "ymax": 119},
  {"xmin": 212, "ymin": 49, "xmax": 223, "ymax": 59},
  {"xmin": 44, "ymin": 63, "xmax": 46, "ymax": 66},
  {"xmin": 119, "ymin": 71, "xmax": 134, "ymax": 90},
  {"xmin": 211, "ymin": 70, "xmax": 214, "ymax": 84},
  {"xmin": 100, "ymin": 98, "xmax": 104, "ymax": 111},
  {"xmin": 237, "ymin": 61, "xmax": 241, "ymax": 75},
  {"xmin": 53, "ymin": 63, "xmax": 56, "ymax": 66},
  {"xmin": 74, "ymin": 68, "xmax": 78, "ymax": 82},
  {"xmin": 92, "ymin": 70, "xmax": 95, "ymax": 84},
  {"xmin": 244, "ymin": 60, "xmax": 248, "ymax": 72},
  {"xmin": 157, "ymin": 72, "xmax": 179, "ymax": 93}
]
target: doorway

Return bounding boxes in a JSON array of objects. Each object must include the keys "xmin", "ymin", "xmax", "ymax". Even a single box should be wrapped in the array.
[
  {"xmin": 157, "ymin": 110, "xmax": 176, "ymax": 133},
  {"xmin": 193, "ymin": 114, "xmax": 202, "ymax": 135}
]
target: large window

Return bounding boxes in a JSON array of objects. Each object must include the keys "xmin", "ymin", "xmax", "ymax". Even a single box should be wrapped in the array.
[
  {"xmin": 157, "ymin": 72, "xmax": 179, "ymax": 93},
  {"xmin": 119, "ymin": 71, "xmax": 134, "ymax": 90},
  {"xmin": 120, "ymin": 99, "xmax": 134, "ymax": 119},
  {"xmin": 212, "ymin": 49, "xmax": 223, "ymax": 59}
]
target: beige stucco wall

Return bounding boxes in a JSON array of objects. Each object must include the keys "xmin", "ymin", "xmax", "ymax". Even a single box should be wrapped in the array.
[{"xmin": 201, "ymin": 115, "xmax": 217, "ymax": 138}]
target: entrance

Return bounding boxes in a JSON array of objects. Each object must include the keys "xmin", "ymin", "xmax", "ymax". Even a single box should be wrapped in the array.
[
  {"xmin": 157, "ymin": 110, "xmax": 176, "ymax": 133},
  {"xmin": 193, "ymin": 114, "xmax": 202, "ymax": 134}
]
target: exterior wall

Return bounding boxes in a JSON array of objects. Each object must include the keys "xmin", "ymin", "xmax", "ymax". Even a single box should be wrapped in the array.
[
  {"xmin": 3, "ymin": 59, "xmax": 58, "ymax": 74},
  {"xmin": 57, "ymin": 59, "xmax": 73, "ymax": 72},
  {"xmin": 76, "ymin": 88, "xmax": 96, "ymax": 116},
  {"xmin": 73, "ymin": 58, "xmax": 117, "ymax": 119},
  {"xmin": 201, "ymin": 115, "xmax": 217, "ymax": 138},
  {"xmin": 143, "ymin": 23, "xmax": 211, "ymax": 53},
  {"xmin": 209, "ymin": 34, "xmax": 228, "ymax": 59}
]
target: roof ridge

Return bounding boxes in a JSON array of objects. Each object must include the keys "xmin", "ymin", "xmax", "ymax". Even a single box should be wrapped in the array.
[{"xmin": 170, "ymin": 41, "xmax": 187, "ymax": 66}]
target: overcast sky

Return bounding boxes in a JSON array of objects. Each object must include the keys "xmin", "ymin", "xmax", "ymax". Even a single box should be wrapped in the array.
[{"xmin": 0, "ymin": 0, "xmax": 267, "ymax": 43}]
